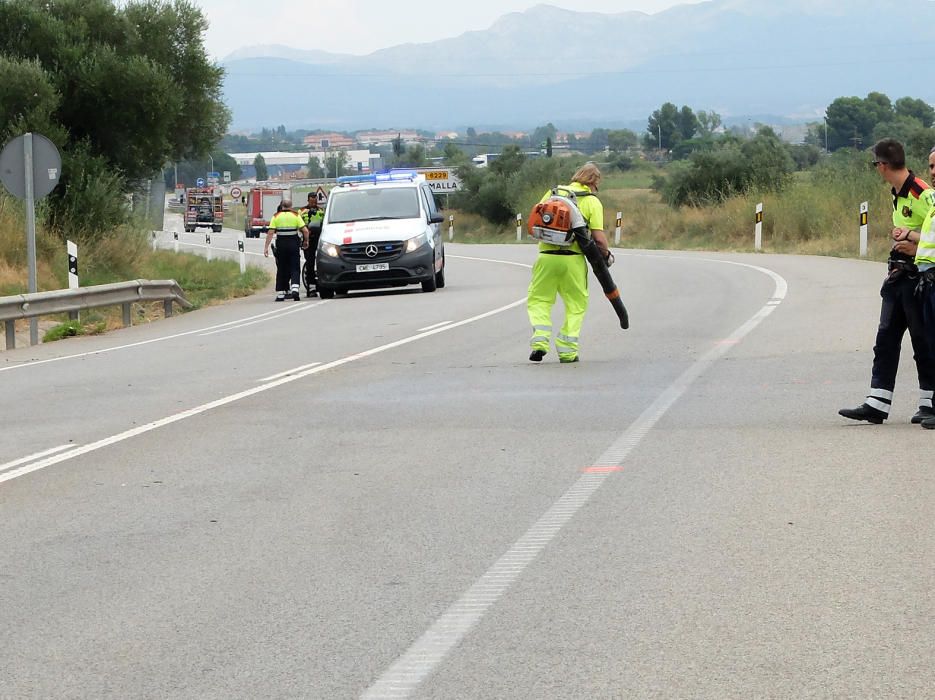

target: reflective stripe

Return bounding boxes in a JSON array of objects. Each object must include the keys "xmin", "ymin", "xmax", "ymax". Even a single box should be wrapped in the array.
[
  {"xmin": 556, "ymin": 333, "xmax": 578, "ymax": 344},
  {"xmin": 920, "ymin": 389, "xmax": 934, "ymax": 399},
  {"xmin": 869, "ymin": 388, "xmax": 894, "ymax": 400},
  {"xmin": 531, "ymin": 335, "xmax": 549, "ymax": 344},
  {"xmin": 919, "ymin": 389, "xmax": 933, "ymax": 408},
  {"xmin": 866, "ymin": 397, "xmax": 891, "ymax": 414},
  {"xmin": 533, "ymin": 325, "xmax": 552, "ymax": 332}
]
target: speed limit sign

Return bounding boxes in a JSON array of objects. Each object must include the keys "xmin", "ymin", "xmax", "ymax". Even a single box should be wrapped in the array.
[{"xmin": 229, "ymin": 186, "xmax": 242, "ymax": 199}]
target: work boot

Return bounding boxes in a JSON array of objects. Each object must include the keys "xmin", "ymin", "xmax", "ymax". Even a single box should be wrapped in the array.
[
  {"xmin": 292, "ymin": 291, "xmax": 300, "ymax": 301},
  {"xmin": 910, "ymin": 406, "xmax": 935, "ymax": 424},
  {"xmin": 921, "ymin": 416, "xmax": 935, "ymax": 430},
  {"xmin": 529, "ymin": 349, "xmax": 546, "ymax": 362},
  {"xmin": 838, "ymin": 403, "xmax": 886, "ymax": 424}
]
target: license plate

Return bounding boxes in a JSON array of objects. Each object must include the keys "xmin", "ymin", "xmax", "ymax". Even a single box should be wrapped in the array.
[{"xmin": 356, "ymin": 263, "xmax": 389, "ymax": 273}]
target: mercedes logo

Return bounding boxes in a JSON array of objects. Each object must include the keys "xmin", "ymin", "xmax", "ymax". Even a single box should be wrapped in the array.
[{"xmin": 365, "ymin": 244, "xmax": 378, "ymax": 258}]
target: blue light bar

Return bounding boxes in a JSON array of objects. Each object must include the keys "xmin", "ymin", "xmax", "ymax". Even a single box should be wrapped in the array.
[{"xmin": 336, "ymin": 174, "xmax": 377, "ymax": 184}]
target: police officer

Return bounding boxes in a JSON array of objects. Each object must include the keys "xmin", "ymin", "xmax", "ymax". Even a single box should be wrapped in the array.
[
  {"xmin": 300, "ymin": 192, "xmax": 325, "ymax": 297},
  {"xmin": 264, "ymin": 198, "xmax": 309, "ymax": 301},
  {"xmin": 910, "ymin": 147, "xmax": 935, "ymax": 429},
  {"xmin": 527, "ymin": 162, "xmax": 610, "ymax": 363},
  {"xmin": 840, "ymin": 139, "xmax": 935, "ymax": 423}
]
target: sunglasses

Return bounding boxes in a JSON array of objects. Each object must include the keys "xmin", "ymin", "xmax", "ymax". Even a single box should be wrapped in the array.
[{"xmin": 871, "ymin": 160, "xmax": 887, "ymax": 167}]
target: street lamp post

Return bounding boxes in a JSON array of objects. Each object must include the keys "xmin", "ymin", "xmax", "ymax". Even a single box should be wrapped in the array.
[
  {"xmin": 657, "ymin": 124, "xmax": 662, "ymax": 150},
  {"xmin": 208, "ymin": 154, "xmax": 214, "ymax": 177}
]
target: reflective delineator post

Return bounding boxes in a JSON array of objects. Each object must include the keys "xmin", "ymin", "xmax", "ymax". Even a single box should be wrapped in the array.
[
  {"xmin": 206, "ymin": 233, "xmax": 212, "ymax": 262},
  {"xmin": 151, "ymin": 230, "xmax": 157, "ymax": 251},
  {"xmin": 67, "ymin": 239, "xmax": 79, "ymax": 321},
  {"xmin": 448, "ymin": 214, "xmax": 454, "ymax": 242},
  {"xmin": 755, "ymin": 202, "xmax": 763, "ymax": 251},
  {"xmin": 614, "ymin": 211, "xmax": 622, "ymax": 246},
  {"xmin": 173, "ymin": 231, "xmax": 179, "ymax": 254},
  {"xmin": 238, "ymin": 239, "xmax": 246, "ymax": 273},
  {"xmin": 859, "ymin": 201, "xmax": 869, "ymax": 257},
  {"xmin": 516, "ymin": 213, "xmax": 522, "ymax": 242}
]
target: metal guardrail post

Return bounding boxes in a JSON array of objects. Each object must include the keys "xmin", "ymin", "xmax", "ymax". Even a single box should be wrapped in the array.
[
  {"xmin": 5, "ymin": 320, "xmax": 14, "ymax": 350},
  {"xmin": 164, "ymin": 299, "xmax": 173, "ymax": 318},
  {"xmin": 122, "ymin": 303, "xmax": 131, "ymax": 327}
]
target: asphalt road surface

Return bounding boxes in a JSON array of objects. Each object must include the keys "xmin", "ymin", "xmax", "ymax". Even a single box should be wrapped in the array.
[{"xmin": 1, "ymin": 243, "xmax": 932, "ymax": 699}]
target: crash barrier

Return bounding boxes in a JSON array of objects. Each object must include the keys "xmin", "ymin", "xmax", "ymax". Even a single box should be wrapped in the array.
[{"xmin": 0, "ymin": 280, "xmax": 191, "ymax": 350}]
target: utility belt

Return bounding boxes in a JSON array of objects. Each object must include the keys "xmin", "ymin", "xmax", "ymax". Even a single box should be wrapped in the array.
[
  {"xmin": 887, "ymin": 258, "xmax": 918, "ymax": 282},
  {"xmin": 540, "ymin": 249, "xmax": 582, "ymax": 256},
  {"xmin": 275, "ymin": 230, "xmax": 300, "ymax": 238}
]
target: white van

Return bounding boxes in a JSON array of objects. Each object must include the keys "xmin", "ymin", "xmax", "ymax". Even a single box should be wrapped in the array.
[{"xmin": 315, "ymin": 171, "xmax": 446, "ymax": 297}]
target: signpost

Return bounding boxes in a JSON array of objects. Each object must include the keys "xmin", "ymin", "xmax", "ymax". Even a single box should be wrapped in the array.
[
  {"xmin": 315, "ymin": 185, "xmax": 328, "ymax": 205},
  {"xmin": 196, "ymin": 177, "xmax": 206, "ymax": 187},
  {"xmin": 859, "ymin": 201, "xmax": 869, "ymax": 257},
  {"xmin": 207, "ymin": 171, "xmax": 220, "ymax": 186},
  {"xmin": 0, "ymin": 132, "xmax": 62, "ymax": 345},
  {"xmin": 229, "ymin": 186, "xmax": 242, "ymax": 200},
  {"xmin": 415, "ymin": 168, "xmax": 462, "ymax": 194},
  {"xmin": 223, "ymin": 171, "xmax": 231, "ymax": 183}
]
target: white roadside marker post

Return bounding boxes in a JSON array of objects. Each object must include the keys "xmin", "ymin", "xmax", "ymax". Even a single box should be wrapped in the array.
[
  {"xmin": 859, "ymin": 201, "xmax": 869, "ymax": 257},
  {"xmin": 449, "ymin": 214, "xmax": 454, "ymax": 242},
  {"xmin": 614, "ymin": 211, "xmax": 622, "ymax": 246},
  {"xmin": 67, "ymin": 240, "xmax": 79, "ymax": 321},
  {"xmin": 755, "ymin": 202, "xmax": 763, "ymax": 251},
  {"xmin": 206, "ymin": 232, "xmax": 212, "ymax": 262},
  {"xmin": 516, "ymin": 213, "xmax": 522, "ymax": 242},
  {"xmin": 173, "ymin": 231, "xmax": 179, "ymax": 253},
  {"xmin": 238, "ymin": 239, "xmax": 246, "ymax": 274}
]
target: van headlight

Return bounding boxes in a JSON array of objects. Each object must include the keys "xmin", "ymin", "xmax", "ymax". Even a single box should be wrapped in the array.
[
  {"xmin": 405, "ymin": 233, "xmax": 428, "ymax": 253},
  {"xmin": 321, "ymin": 243, "xmax": 340, "ymax": 258}
]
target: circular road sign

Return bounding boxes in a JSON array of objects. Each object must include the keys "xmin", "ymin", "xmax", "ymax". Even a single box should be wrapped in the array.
[
  {"xmin": 0, "ymin": 133, "xmax": 62, "ymax": 200},
  {"xmin": 229, "ymin": 186, "xmax": 242, "ymax": 199},
  {"xmin": 196, "ymin": 177, "xmax": 206, "ymax": 187}
]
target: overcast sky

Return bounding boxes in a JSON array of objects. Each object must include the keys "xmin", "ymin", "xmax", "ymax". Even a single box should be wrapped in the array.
[{"xmin": 196, "ymin": 1, "xmax": 707, "ymax": 59}]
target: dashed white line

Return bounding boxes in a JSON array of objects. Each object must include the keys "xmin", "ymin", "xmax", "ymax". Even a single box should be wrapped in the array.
[{"xmin": 259, "ymin": 362, "xmax": 322, "ymax": 382}]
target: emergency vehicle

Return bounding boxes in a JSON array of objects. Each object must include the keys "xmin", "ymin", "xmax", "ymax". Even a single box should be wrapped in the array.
[
  {"xmin": 244, "ymin": 187, "xmax": 289, "ymax": 238},
  {"xmin": 315, "ymin": 170, "xmax": 446, "ymax": 298},
  {"xmin": 183, "ymin": 187, "xmax": 223, "ymax": 233}
]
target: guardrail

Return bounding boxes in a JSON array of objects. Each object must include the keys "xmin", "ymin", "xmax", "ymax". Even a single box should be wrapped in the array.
[{"xmin": 1, "ymin": 279, "xmax": 192, "ymax": 350}]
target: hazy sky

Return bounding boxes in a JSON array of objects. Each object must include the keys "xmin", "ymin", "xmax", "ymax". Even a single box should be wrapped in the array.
[{"xmin": 196, "ymin": 1, "xmax": 707, "ymax": 59}]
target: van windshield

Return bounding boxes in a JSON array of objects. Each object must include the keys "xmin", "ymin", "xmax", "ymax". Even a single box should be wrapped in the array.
[{"xmin": 328, "ymin": 188, "xmax": 420, "ymax": 223}]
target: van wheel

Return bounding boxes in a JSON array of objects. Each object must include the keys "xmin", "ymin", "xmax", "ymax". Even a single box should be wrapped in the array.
[
  {"xmin": 318, "ymin": 286, "xmax": 335, "ymax": 299},
  {"xmin": 421, "ymin": 275, "xmax": 437, "ymax": 293},
  {"xmin": 435, "ymin": 256, "xmax": 446, "ymax": 289}
]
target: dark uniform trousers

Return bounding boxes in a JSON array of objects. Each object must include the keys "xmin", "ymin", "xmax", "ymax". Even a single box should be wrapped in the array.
[
  {"xmin": 871, "ymin": 270, "xmax": 935, "ymax": 392},
  {"xmin": 274, "ymin": 235, "xmax": 301, "ymax": 292},
  {"xmin": 303, "ymin": 223, "xmax": 322, "ymax": 289}
]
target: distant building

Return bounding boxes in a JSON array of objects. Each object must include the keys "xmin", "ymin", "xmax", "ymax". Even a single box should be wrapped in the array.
[
  {"xmin": 302, "ymin": 132, "xmax": 356, "ymax": 150},
  {"xmin": 230, "ymin": 151, "xmax": 311, "ymax": 180},
  {"xmin": 355, "ymin": 130, "xmax": 423, "ymax": 146}
]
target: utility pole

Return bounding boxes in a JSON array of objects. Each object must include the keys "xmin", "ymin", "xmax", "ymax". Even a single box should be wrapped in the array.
[{"xmin": 657, "ymin": 123, "xmax": 662, "ymax": 150}]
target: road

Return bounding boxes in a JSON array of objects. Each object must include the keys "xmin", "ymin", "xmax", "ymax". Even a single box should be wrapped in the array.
[{"xmin": 1, "ymin": 244, "xmax": 932, "ymax": 699}]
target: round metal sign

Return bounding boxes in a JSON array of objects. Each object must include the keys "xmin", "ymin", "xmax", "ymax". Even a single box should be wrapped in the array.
[
  {"xmin": 196, "ymin": 177, "xmax": 205, "ymax": 187},
  {"xmin": 230, "ymin": 186, "xmax": 242, "ymax": 199},
  {"xmin": 0, "ymin": 133, "xmax": 62, "ymax": 200}
]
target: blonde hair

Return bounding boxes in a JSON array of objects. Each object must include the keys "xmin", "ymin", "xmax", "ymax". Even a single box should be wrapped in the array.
[{"xmin": 572, "ymin": 162, "xmax": 602, "ymax": 188}]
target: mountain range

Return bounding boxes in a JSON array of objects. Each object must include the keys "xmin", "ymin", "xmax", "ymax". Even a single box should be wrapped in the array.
[{"xmin": 220, "ymin": 0, "xmax": 935, "ymax": 132}]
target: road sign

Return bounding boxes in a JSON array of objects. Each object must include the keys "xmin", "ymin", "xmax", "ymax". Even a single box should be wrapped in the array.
[
  {"xmin": 223, "ymin": 171, "xmax": 231, "ymax": 183},
  {"xmin": 196, "ymin": 177, "xmax": 205, "ymax": 187},
  {"xmin": 230, "ymin": 186, "xmax": 242, "ymax": 199},
  {"xmin": 415, "ymin": 168, "xmax": 461, "ymax": 193},
  {"xmin": 0, "ymin": 133, "xmax": 62, "ymax": 199},
  {"xmin": 315, "ymin": 185, "xmax": 328, "ymax": 205}
]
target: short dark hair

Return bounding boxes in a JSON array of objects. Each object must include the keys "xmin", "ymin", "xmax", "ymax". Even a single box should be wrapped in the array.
[{"xmin": 873, "ymin": 139, "xmax": 906, "ymax": 169}]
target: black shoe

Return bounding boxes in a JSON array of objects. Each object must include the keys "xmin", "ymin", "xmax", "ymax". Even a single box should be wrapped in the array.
[
  {"xmin": 306, "ymin": 290, "xmax": 317, "ymax": 298},
  {"xmin": 838, "ymin": 403, "xmax": 886, "ymax": 424},
  {"xmin": 292, "ymin": 291, "xmax": 300, "ymax": 301},
  {"xmin": 910, "ymin": 406, "xmax": 935, "ymax": 424},
  {"xmin": 529, "ymin": 349, "xmax": 546, "ymax": 362},
  {"xmin": 559, "ymin": 356, "xmax": 579, "ymax": 363},
  {"xmin": 921, "ymin": 417, "xmax": 935, "ymax": 430}
]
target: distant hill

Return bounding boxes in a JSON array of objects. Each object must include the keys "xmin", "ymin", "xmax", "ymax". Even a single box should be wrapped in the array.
[{"xmin": 220, "ymin": 0, "xmax": 935, "ymax": 131}]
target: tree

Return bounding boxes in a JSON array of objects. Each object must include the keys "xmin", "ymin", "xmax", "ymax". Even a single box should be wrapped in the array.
[
  {"xmin": 254, "ymin": 154, "xmax": 268, "ymax": 181},
  {"xmin": 530, "ymin": 123, "xmax": 557, "ymax": 150},
  {"xmin": 545, "ymin": 137, "xmax": 553, "ymax": 158},
  {"xmin": 696, "ymin": 110, "xmax": 722, "ymax": 137},
  {"xmin": 391, "ymin": 133, "xmax": 404, "ymax": 158},
  {"xmin": 646, "ymin": 102, "xmax": 681, "ymax": 149},
  {"xmin": 489, "ymin": 145, "xmax": 525, "ymax": 177},
  {"xmin": 825, "ymin": 92, "xmax": 898, "ymax": 151},
  {"xmin": 443, "ymin": 142, "xmax": 468, "ymax": 165},
  {"xmin": 306, "ymin": 155, "xmax": 325, "ymax": 179},
  {"xmin": 895, "ymin": 97, "xmax": 935, "ymax": 128},
  {"xmin": 327, "ymin": 151, "xmax": 348, "ymax": 178},
  {"xmin": 0, "ymin": 0, "xmax": 229, "ymax": 234},
  {"xmin": 677, "ymin": 106, "xmax": 699, "ymax": 142},
  {"xmin": 607, "ymin": 129, "xmax": 638, "ymax": 152}
]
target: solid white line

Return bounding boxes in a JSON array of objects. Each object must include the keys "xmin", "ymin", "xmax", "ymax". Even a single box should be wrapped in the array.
[
  {"xmin": 259, "ymin": 362, "xmax": 322, "ymax": 382},
  {"xmin": 417, "ymin": 321, "xmax": 452, "ymax": 331},
  {"xmin": 0, "ymin": 304, "xmax": 306, "ymax": 374},
  {"xmin": 199, "ymin": 301, "xmax": 321, "ymax": 336},
  {"xmin": 361, "ymin": 258, "xmax": 788, "ymax": 700},
  {"xmin": 0, "ymin": 444, "xmax": 76, "ymax": 474},
  {"xmin": 0, "ymin": 297, "xmax": 527, "ymax": 486},
  {"xmin": 447, "ymin": 253, "xmax": 532, "ymax": 269}
]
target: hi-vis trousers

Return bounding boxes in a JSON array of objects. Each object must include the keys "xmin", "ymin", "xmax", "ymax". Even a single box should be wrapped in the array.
[{"xmin": 527, "ymin": 252, "xmax": 589, "ymax": 360}]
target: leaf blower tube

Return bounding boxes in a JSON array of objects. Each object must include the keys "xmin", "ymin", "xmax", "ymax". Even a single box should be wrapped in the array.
[{"xmin": 573, "ymin": 228, "xmax": 629, "ymax": 330}]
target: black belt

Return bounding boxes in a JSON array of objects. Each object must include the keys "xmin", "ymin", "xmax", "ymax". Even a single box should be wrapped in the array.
[
  {"xmin": 888, "ymin": 259, "xmax": 917, "ymax": 273},
  {"xmin": 541, "ymin": 250, "xmax": 582, "ymax": 256}
]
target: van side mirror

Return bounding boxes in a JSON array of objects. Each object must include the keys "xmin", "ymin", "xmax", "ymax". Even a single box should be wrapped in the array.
[{"xmin": 428, "ymin": 214, "xmax": 444, "ymax": 224}]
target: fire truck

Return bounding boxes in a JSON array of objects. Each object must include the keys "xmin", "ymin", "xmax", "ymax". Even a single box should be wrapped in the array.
[
  {"xmin": 244, "ymin": 187, "xmax": 289, "ymax": 238},
  {"xmin": 183, "ymin": 187, "xmax": 223, "ymax": 233}
]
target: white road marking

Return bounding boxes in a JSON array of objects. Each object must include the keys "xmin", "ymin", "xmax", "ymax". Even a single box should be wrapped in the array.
[
  {"xmin": 361, "ymin": 259, "xmax": 788, "ymax": 700},
  {"xmin": 0, "ymin": 297, "xmax": 527, "ymax": 486},
  {"xmin": 417, "ymin": 321, "xmax": 452, "ymax": 331},
  {"xmin": 168, "ymin": 240, "xmax": 265, "ymax": 258},
  {"xmin": 199, "ymin": 301, "xmax": 322, "ymax": 336},
  {"xmin": 0, "ymin": 304, "xmax": 308, "ymax": 374},
  {"xmin": 259, "ymin": 362, "xmax": 322, "ymax": 382},
  {"xmin": 0, "ymin": 444, "xmax": 77, "ymax": 474},
  {"xmin": 448, "ymin": 254, "xmax": 532, "ymax": 269}
]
